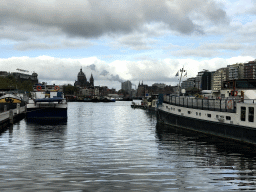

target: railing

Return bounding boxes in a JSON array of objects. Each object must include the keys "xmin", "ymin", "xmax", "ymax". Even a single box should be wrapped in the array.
[
  {"xmin": 0, "ymin": 106, "xmax": 26, "ymax": 123},
  {"xmin": 162, "ymin": 95, "xmax": 250, "ymax": 113}
]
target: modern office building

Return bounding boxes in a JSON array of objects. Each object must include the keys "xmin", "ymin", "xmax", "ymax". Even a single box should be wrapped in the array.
[{"xmin": 121, "ymin": 80, "xmax": 132, "ymax": 92}]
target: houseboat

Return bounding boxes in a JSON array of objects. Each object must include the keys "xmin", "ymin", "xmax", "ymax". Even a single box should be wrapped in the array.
[{"xmin": 157, "ymin": 88, "xmax": 256, "ymax": 145}]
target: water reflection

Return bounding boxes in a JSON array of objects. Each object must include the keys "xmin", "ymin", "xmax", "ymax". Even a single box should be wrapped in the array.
[
  {"xmin": 156, "ymin": 123, "xmax": 256, "ymax": 191},
  {"xmin": 0, "ymin": 102, "xmax": 256, "ymax": 191}
]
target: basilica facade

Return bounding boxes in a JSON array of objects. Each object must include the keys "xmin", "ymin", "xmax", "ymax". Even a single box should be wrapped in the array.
[{"xmin": 74, "ymin": 68, "xmax": 94, "ymax": 88}]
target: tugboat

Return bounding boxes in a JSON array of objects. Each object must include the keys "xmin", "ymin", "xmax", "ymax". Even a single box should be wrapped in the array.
[{"xmin": 26, "ymin": 84, "xmax": 67, "ymax": 122}]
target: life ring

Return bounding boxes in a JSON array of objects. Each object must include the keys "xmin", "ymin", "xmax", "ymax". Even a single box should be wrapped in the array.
[
  {"xmin": 36, "ymin": 85, "xmax": 42, "ymax": 91},
  {"xmin": 227, "ymin": 100, "xmax": 233, "ymax": 109},
  {"xmin": 234, "ymin": 91, "xmax": 238, "ymax": 96},
  {"xmin": 54, "ymin": 86, "xmax": 60, "ymax": 91}
]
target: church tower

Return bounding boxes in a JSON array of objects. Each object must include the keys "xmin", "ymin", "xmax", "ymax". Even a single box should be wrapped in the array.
[{"xmin": 89, "ymin": 73, "xmax": 94, "ymax": 87}]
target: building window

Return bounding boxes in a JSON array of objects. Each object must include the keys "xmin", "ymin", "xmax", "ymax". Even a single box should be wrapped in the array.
[
  {"xmin": 226, "ymin": 116, "xmax": 231, "ymax": 120},
  {"xmin": 241, "ymin": 107, "xmax": 246, "ymax": 121},
  {"xmin": 249, "ymin": 107, "xmax": 254, "ymax": 122}
]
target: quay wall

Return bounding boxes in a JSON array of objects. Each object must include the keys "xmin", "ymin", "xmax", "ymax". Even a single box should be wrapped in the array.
[
  {"xmin": 0, "ymin": 106, "xmax": 26, "ymax": 132},
  {"xmin": 0, "ymin": 102, "xmax": 26, "ymax": 113}
]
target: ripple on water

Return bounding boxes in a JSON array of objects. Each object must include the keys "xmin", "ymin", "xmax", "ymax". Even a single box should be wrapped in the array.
[{"xmin": 0, "ymin": 102, "xmax": 256, "ymax": 191}]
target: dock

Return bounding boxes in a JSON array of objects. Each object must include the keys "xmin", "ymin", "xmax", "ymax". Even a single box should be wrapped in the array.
[{"xmin": 0, "ymin": 106, "xmax": 26, "ymax": 131}]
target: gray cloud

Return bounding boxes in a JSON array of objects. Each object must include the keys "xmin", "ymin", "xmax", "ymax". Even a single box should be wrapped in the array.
[
  {"xmin": 0, "ymin": 0, "xmax": 229, "ymax": 41},
  {"xmin": 87, "ymin": 64, "xmax": 96, "ymax": 71},
  {"xmin": 100, "ymin": 70, "xmax": 109, "ymax": 76},
  {"xmin": 109, "ymin": 74, "xmax": 124, "ymax": 83}
]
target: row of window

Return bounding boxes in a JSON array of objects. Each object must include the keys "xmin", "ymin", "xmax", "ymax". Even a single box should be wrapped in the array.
[
  {"xmin": 167, "ymin": 105, "xmax": 232, "ymax": 121},
  {"xmin": 241, "ymin": 107, "xmax": 254, "ymax": 122},
  {"xmin": 172, "ymin": 105, "xmax": 256, "ymax": 123}
]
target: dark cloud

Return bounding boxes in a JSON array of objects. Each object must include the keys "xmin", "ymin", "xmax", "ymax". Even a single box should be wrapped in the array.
[
  {"xmin": 0, "ymin": 0, "xmax": 229, "ymax": 40},
  {"xmin": 87, "ymin": 64, "xmax": 96, "ymax": 71},
  {"xmin": 109, "ymin": 74, "xmax": 124, "ymax": 83},
  {"xmin": 100, "ymin": 70, "xmax": 109, "ymax": 76}
]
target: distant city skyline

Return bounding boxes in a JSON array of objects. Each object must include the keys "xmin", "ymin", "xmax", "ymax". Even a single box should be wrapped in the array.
[{"xmin": 0, "ymin": 0, "xmax": 255, "ymax": 90}]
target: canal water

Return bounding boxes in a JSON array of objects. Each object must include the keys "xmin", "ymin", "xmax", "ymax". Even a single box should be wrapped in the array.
[{"xmin": 1, "ymin": 101, "xmax": 256, "ymax": 191}]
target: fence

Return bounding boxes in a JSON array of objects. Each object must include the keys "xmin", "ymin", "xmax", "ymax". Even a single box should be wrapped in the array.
[
  {"xmin": 163, "ymin": 95, "xmax": 247, "ymax": 113},
  {"xmin": 0, "ymin": 101, "xmax": 26, "ymax": 113}
]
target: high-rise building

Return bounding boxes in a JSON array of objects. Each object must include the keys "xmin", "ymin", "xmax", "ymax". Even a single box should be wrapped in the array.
[
  {"xmin": 211, "ymin": 68, "xmax": 227, "ymax": 91},
  {"xmin": 202, "ymin": 71, "xmax": 212, "ymax": 90},
  {"xmin": 227, "ymin": 63, "xmax": 244, "ymax": 80},
  {"xmin": 244, "ymin": 61, "xmax": 256, "ymax": 79},
  {"xmin": 121, "ymin": 80, "xmax": 132, "ymax": 92}
]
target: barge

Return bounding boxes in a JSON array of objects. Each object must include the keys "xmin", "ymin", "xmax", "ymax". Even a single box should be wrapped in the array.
[
  {"xmin": 26, "ymin": 84, "xmax": 67, "ymax": 122},
  {"xmin": 157, "ymin": 94, "xmax": 256, "ymax": 145}
]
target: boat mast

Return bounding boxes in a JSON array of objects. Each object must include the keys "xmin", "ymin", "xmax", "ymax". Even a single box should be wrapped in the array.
[{"xmin": 177, "ymin": 67, "xmax": 186, "ymax": 96}]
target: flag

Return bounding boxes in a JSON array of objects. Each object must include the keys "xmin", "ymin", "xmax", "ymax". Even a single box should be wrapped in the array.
[{"xmin": 175, "ymin": 71, "xmax": 179, "ymax": 76}]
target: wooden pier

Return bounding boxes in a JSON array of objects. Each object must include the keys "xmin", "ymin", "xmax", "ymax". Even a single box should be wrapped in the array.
[{"xmin": 0, "ymin": 105, "xmax": 26, "ymax": 131}]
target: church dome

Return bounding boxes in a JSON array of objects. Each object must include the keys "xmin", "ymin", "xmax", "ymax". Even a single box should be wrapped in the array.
[{"xmin": 78, "ymin": 69, "xmax": 85, "ymax": 77}]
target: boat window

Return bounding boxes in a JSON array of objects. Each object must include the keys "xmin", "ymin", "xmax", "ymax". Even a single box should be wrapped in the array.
[
  {"xmin": 216, "ymin": 115, "xmax": 219, "ymax": 118},
  {"xmin": 178, "ymin": 109, "xmax": 181, "ymax": 112},
  {"xmin": 241, "ymin": 107, "xmax": 246, "ymax": 121},
  {"xmin": 196, "ymin": 112, "xmax": 198, "ymax": 116},
  {"xmin": 188, "ymin": 111, "xmax": 191, "ymax": 114},
  {"xmin": 199, "ymin": 113, "xmax": 201, "ymax": 116},
  {"xmin": 207, "ymin": 114, "xmax": 211, "ymax": 118},
  {"xmin": 226, "ymin": 116, "xmax": 231, "ymax": 120},
  {"xmin": 249, "ymin": 107, "xmax": 254, "ymax": 122}
]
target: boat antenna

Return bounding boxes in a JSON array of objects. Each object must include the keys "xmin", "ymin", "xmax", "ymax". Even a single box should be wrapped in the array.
[{"xmin": 177, "ymin": 66, "xmax": 186, "ymax": 96}]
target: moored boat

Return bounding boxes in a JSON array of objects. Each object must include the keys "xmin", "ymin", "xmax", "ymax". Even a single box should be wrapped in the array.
[
  {"xmin": 0, "ymin": 94, "xmax": 23, "ymax": 103},
  {"xmin": 157, "ymin": 94, "xmax": 256, "ymax": 145},
  {"xmin": 26, "ymin": 84, "xmax": 67, "ymax": 122}
]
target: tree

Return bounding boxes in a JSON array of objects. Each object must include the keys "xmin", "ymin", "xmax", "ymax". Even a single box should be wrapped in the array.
[{"xmin": 63, "ymin": 84, "xmax": 78, "ymax": 95}]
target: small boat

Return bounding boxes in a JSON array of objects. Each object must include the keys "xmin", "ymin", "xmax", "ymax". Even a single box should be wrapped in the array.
[
  {"xmin": 131, "ymin": 101, "xmax": 147, "ymax": 109},
  {"xmin": 0, "ymin": 94, "xmax": 23, "ymax": 103},
  {"xmin": 26, "ymin": 84, "xmax": 67, "ymax": 122}
]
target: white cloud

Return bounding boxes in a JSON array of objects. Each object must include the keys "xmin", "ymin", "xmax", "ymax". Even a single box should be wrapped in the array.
[{"xmin": 1, "ymin": 55, "xmax": 254, "ymax": 89}]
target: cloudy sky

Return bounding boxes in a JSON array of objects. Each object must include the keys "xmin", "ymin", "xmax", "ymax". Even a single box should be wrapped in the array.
[{"xmin": 0, "ymin": 0, "xmax": 255, "ymax": 90}]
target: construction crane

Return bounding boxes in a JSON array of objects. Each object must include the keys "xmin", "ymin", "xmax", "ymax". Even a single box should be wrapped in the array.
[{"xmin": 16, "ymin": 68, "xmax": 29, "ymax": 73}]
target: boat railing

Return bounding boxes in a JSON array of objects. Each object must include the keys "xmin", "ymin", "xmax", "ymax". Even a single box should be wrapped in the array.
[{"xmin": 162, "ymin": 95, "xmax": 256, "ymax": 113}]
